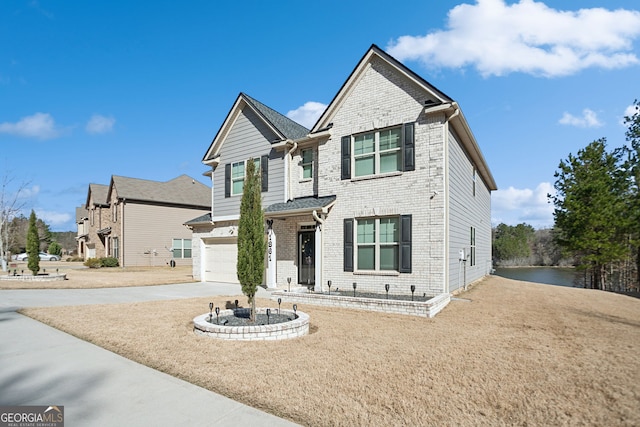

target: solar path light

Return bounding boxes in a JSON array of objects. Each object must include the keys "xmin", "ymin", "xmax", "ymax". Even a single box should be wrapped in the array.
[{"xmin": 385, "ymin": 283, "xmax": 390, "ymax": 299}]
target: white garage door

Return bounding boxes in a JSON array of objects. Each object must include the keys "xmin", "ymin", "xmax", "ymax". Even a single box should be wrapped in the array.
[{"xmin": 203, "ymin": 238, "xmax": 238, "ymax": 283}]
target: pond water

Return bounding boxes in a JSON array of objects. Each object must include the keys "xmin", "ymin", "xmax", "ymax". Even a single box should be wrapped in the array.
[{"xmin": 494, "ymin": 267, "xmax": 583, "ymax": 288}]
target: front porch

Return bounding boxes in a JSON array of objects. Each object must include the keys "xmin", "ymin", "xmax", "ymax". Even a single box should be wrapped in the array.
[{"xmin": 264, "ymin": 196, "xmax": 336, "ymax": 292}]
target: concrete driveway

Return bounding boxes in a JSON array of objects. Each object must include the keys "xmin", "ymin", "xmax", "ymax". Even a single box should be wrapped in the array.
[{"xmin": 0, "ymin": 282, "xmax": 298, "ymax": 427}]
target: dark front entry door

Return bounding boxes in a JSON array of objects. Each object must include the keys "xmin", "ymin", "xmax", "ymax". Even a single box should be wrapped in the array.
[{"xmin": 298, "ymin": 231, "xmax": 315, "ymax": 285}]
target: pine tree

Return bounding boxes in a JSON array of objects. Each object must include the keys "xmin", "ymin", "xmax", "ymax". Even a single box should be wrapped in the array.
[
  {"xmin": 623, "ymin": 99, "xmax": 640, "ymax": 288},
  {"xmin": 236, "ymin": 158, "xmax": 266, "ymax": 322},
  {"xmin": 26, "ymin": 210, "xmax": 40, "ymax": 275},
  {"xmin": 551, "ymin": 139, "xmax": 628, "ymax": 289}
]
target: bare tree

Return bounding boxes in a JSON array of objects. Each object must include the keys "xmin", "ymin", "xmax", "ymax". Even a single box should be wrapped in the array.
[{"xmin": 0, "ymin": 173, "xmax": 30, "ymax": 271}]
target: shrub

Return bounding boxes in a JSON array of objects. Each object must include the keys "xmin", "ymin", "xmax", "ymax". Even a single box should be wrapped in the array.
[
  {"xmin": 100, "ymin": 257, "xmax": 119, "ymax": 267},
  {"xmin": 84, "ymin": 258, "xmax": 102, "ymax": 268}
]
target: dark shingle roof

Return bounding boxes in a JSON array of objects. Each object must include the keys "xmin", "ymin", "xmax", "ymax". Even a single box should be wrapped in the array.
[
  {"xmin": 242, "ymin": 93, "xmax": 310, "ymax": 141},
  {"xmin": 110, "ymin": 175, "xmax": 211, "ymax": 208},
  {"xmin": 184, "ymin": 212, "xmax": 212, "ymax": 226},
  {"xmin": 88, "ymin": 183, "xmax": 109, "ymax": 206},
  {"xmin": 265, "ymin": 196, "xmax": 337, "ymax": 215}
]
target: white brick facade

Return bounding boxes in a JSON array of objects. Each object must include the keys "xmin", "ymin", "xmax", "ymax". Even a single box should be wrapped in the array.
[{"xmin": 193, "ymin": 45, "xmax": 496, "ymax": 296}]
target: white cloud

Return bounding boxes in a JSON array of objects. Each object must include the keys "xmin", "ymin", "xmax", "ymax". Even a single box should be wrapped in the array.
[
  {"xmin": 286, "ymin": 101, "xmax": 327, "ymax": 129},
  {"xmin": 86, "ymin": 114, "xmax": 115, "ymax": 134},
  {"xmin": 386, "ymin": 0, "xmax": 640, "ymax": 77},
  {"xmin": 0, "ymin": 113, "xmax": 61, "ymax": 139},
  {"xmin": 36, "ymin": 210, "xmax": 72, "ymax": 227},
  {"xmin": 492, "ymin": 182, "xmax": 555, "ymax": 229},
  {"xmin": 558, "ymin": 108, "xmax": 603, "ymax": 128}
]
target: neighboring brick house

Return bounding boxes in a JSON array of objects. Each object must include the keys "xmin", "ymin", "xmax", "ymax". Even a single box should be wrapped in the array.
[
  {"xmin": 188, "ymin": 45, "xmax": 497, "ymax": 297},
  {"xmin": 76, "ymin": 175, "xmax": 210, "ymax": 267}
]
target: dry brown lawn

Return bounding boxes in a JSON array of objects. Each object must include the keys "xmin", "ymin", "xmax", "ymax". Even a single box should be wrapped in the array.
[
  {"xmin": 1, "ymin": 262, "xmax": 194, "ymax": 289},
  {"xmin": 21, "ymin": 275, "xmax": 640, "ymax": 426}
]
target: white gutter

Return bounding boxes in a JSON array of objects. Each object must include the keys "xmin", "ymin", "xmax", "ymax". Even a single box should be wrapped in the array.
[
  {"xmin": 312, "ymin": 209, "xmax": 325, "ymax": 293},
  {"xmin": 285, "ymin": 140, "xmax": 297, "ymax": 202},
  {"xmin": 442, "ymin": 103, "xmax": 459, "ymax": 294}
]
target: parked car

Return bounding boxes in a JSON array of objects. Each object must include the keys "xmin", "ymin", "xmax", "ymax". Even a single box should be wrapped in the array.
[{"xmin": 13, "ymin": 252, "xmax": 61, "ymax": 261}]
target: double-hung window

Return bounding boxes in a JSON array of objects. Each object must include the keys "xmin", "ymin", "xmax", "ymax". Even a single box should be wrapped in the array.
[
  {"xmin": 172, "ymin": 239, "xmax": 192, "ymax": 259},
  {"xmin": 344, "ymin": 215, "xmax": 411, "ymax": 273},
  {"xmin": 356, "ymin": 217, "xmax": 399, "ymax": 271},
  {"xmin": 301, "ymin": 149, "xmax": 313, "ymax": 180},
  {"xmin": 230, "ymin": 158, "xmax": 261, "ymax": 196},
  {"xmin": 353, "ymin": 127, "xmax": 402, "ymax": 177}
]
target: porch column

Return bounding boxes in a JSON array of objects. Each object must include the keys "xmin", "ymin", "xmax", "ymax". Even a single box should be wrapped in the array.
[
  {"xmin": 314, "ymin": 220, "xmax": 323, "ymax": 292},
  {"xmin": 266, "ymin": 220, "xmax": 277, "ymax": 289}
]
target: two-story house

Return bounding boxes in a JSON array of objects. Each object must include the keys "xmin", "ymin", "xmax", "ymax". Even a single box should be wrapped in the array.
[
  {"xmin": 77, "ymin": 174, "xmax": 211, "ymax": 267},
  {"xmin": 188, "ymin": 44, "xmax": 497, "ymax": 296}
]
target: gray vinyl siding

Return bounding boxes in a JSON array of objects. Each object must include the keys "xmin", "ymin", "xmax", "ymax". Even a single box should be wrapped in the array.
[
  {"xmin": 213, "ymin": 107, "xmax": 285, "ymax": 218},
  {"xmin": 122, "ymin": 203, "xmax": 208, "ymax": 267},
  {"xmin": 447, "ymin": 128, "xmax": 492, "ymax": 292}
]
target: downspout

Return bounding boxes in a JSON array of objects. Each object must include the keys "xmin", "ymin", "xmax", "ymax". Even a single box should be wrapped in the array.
[
  {"xmin": 121, "ymin": 198, "xmax": 125, "ymax": 268},
  {"xmin": 312, "ymin": 209, "xmax": 324, "ymax": 293},
  {"xmin": 443, "ymin": 103, "xmax": 459, "ymax": 294},
  {"xmin": 285, "ymin": 141, "xmax": 298, "ymax": 202}
]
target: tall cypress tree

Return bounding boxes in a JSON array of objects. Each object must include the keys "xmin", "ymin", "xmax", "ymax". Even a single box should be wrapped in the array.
[
  {"xmin": 236, "ymin": 158, "xmax": 266, "ymax": 322},
  {"xmin": 26, "ymin": 210, "xmax": 40, "ymax": 275}
]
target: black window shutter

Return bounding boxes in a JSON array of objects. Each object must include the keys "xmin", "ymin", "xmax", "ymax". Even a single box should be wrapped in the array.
[
  {"xmin": 224, "ymin": 163, "xmax": 231, "ymax": 198},
  {"xmin": 399, "ymin": 214, "xmax": 412, "ymax": 273},
  {"xmin": 344, "ymin": 218, "xmax": 354, "ymax": 272},
  {"xmin": 341, "ymin": 136, "xmax": 351, "ymax": 180},
  {"xmin": 261, "ymin": 155, "xmax": 268, "ymax": 192},
  {"xmin": 403, "ymin": 122, "xmax": 415, "ymax": 172}
]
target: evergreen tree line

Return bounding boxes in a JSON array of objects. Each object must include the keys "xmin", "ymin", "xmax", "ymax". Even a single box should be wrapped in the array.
[
  {"xmin": 550, "ymin": 100, "xmax": 640, "ymax": 292},
  {"xmin": 494, "ymin": 100, "xmax": 639, "ymax": 293}
]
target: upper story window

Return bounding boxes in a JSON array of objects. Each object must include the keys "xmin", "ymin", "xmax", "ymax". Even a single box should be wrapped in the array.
[
  {"xmin": 342, "ymin": 123, "xmax": 414, "ymax": 180},
  {"xmin": 353, "ymin": 128, "xmax": 401, "ymax": 177},
  {"xmin": 301, "ymin": 149, "xmax": 313, "ymax": 180},
  {"xmin": 473, "ymin": 168, "xmax": 477, "ymax": 197},
  {"xmin": 230, "ymin": 158, "xmax": 261, "ymax": 196},
  {"xmin": 112, "ymin": 203, "xmax": 118, "ymax": 222}
]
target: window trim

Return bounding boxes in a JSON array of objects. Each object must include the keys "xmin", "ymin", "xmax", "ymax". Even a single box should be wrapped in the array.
[
  {"xmin": 300, "ymin": 148, "xmax": 313, "ymax": 180},
  {"xmin": 172, "ymin": 238, "xmax": 192, "ymax": 259},
  {"xmin": 470, "ymin": 227, "xmax": 476, "ymax": 267},
  {"xmin": 351, "ymin": 126, "xmax": 402, "ymax": 178},
  {"xmin": 230, "ymin": 158, "xmax": 261, "ymax": 196},
  {"xmin": 355, "ymin": 216, "xmax": 400, "ymax": 272}
]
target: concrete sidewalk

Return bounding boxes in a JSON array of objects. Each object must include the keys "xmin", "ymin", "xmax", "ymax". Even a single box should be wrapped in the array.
[{"xmin": 0, "ymin": 282, "xmax": 299, "ymax": 426}]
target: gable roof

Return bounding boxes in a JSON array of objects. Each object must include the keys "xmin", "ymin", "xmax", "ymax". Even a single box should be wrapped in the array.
[
  {"xmin": 86, "ymin": 183, "xmax": 109, "ymax": 207},
  {"xmin": 202, "ymin": 92, "xmax": 309, "ymax": 163},
  {"xmin": 310, "ymin": 44, "xmax": 453, "ymax": 133},
  {"xmin": 310, "ymin": 44, "xmax": 496, "ymax": 191},
  {"xmin": 107, "ymin": 174, "xmax": 211, "ymax": 208}
]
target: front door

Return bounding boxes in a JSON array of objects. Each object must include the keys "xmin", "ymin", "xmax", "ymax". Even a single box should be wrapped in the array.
[{"xmin": 298, "ymin": 231, "xmax": 315, "ymax": 285}]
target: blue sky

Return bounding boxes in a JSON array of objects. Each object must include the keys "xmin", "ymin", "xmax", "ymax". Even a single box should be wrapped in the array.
[{"xmin": 1, "ymin": 0, "xmax": 639, "ymax": 232}]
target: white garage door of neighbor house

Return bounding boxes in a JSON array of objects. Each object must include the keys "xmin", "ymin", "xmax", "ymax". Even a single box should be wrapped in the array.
[{"xmin": 203, "ymin": 239, "xmax": 238, "ymax": 283}]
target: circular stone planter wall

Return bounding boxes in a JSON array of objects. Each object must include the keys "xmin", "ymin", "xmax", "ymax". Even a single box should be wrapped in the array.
[
  {"xmin": 0, "ymin": 273, "xmax": 66, "ymax": 282},
  {"xmin": 193, "ymin": 308, "xmax": 309, "ymax": 341}
]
